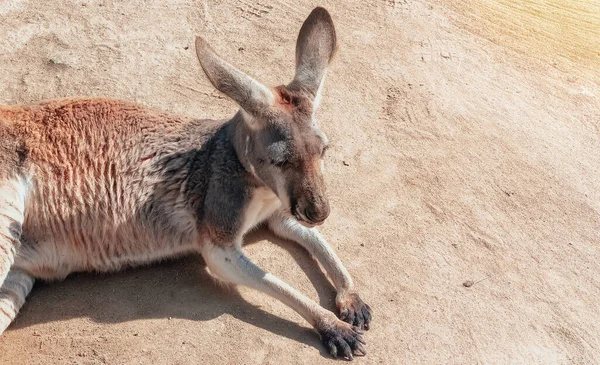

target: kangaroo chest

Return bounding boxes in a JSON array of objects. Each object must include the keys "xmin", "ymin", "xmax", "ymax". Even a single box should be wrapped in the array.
[{"xmin": 238, "ymin": 187, "xmax": 281, "ymax": 237}]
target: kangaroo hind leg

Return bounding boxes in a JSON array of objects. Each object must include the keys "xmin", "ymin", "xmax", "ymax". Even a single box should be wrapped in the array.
[
  {"xmin": 0, "ymin": 177, "xmax": 28, "ymax": 282},
  {"xmin": 0, "ymin": 269, "xmax": 34, "ymax": 333},
  {"xmin": 0, "ymin": 176, "xmax": 29, "ymax": 334}
]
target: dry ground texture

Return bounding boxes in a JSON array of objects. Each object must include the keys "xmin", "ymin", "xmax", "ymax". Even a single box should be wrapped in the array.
[{"xmin": 1, "ymin": 0, "xmax": 600, "ymax": 364}]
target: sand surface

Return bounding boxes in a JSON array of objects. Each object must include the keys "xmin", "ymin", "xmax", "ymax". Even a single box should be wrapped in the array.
[{"xmin": 1, "ymin": 0, "xmax": 600, "ymax": 364}]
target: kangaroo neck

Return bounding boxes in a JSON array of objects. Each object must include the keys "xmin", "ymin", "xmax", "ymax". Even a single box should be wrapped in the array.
[{"xmin": 227, "ymin": 111, "xmax": 266, "ymax": 188}]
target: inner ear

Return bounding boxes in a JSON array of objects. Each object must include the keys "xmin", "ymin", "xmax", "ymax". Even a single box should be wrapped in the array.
[
  {"xmin": 275, "ymin": 86, "xmax": 301, "ymax": 112},
  {"xmin": 276, "ymin": 86, "xmax": 292, "ymax": 105}
]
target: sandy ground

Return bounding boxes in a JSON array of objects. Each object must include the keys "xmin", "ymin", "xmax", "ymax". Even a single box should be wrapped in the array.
[{"xmin": 1, "ymin": 0, "xmax": 600, "ymax": 364}]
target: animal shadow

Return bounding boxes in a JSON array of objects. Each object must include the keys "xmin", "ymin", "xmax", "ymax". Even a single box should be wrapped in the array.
[{"xmin": 8, "ymin": 228, "xmax": 337, "ymax": 357}]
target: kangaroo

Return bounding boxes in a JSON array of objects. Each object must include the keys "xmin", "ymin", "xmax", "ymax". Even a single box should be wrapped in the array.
[{"xmin": 0, "ymin": 7, "xmax": 371, "ymax": 359}]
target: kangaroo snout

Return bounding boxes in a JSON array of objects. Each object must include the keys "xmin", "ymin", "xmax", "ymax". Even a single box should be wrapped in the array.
[
  {"xmin": 294, "ymin": 196, "xmax": 330, "ymax": 226},
  {"xmin": 304, "ymin": 200, "xmax": 330, "ymax": 225}
]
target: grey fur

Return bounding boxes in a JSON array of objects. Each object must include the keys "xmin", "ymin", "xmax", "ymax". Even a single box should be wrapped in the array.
[{"xmin": 0, "ymin": 7, "xmax": 372, "ymax": 360}]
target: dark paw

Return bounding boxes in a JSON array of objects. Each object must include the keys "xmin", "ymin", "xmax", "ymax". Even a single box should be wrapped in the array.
[
  {"xmin": 338, "ymin": 293, "xmax": 372, "ymax": 330},
  {"xmin": 318, "ymin": 320, "xmax": 366, "ymax": 360}
]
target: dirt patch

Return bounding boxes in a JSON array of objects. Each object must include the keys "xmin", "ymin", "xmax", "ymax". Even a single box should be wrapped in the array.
[{"xmin": 1, "ymin": 0, "xmax": 599, "ymax": 364}]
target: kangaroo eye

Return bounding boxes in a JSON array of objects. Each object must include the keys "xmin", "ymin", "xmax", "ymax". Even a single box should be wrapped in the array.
[{"xmin": 271, "ymin": 159, "xmax": 292, "ymax": 169}]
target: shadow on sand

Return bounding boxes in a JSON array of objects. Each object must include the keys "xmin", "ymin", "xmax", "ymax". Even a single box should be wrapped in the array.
[{"xmin": 8, "ymin": 228, "xmax": 338, "ymax": 358}]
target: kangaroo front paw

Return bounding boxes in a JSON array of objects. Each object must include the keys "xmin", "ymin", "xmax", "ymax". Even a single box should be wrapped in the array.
[
  {"xmin": 318, "ymin": 319, "xmax": 366, "ymax": 360},
  {"xmin": 337, "ymin": 292, "xmax": 372, "ymax": 330}
]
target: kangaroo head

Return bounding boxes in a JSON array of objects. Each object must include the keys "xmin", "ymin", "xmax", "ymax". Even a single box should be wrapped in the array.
[{"xmin": 195, "ymin": 7, "xmax": 336, "ymax": 226}]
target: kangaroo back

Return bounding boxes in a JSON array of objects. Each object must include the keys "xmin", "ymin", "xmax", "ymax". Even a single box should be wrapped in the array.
[{"xmin": 2, "ymin": 99, "xmax": 219, "ymax": 278}]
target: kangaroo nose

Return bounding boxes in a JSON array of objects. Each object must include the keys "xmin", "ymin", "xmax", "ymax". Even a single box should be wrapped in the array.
[{"xmin": 304, "ymin": 204, "xmax": 330, "ymax": 224}]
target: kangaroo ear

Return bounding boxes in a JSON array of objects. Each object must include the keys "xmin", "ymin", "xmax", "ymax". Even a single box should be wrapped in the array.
[
  {"xmin": 195, "ymin": 36, "xmax": 274, "ymax": 116},
  {"xmin": 289, "ymin": 7, "xmax": 337, "ymax": 99}
]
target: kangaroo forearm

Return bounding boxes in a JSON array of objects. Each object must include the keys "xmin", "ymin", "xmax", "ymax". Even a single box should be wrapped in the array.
[
  {"xmin": 201, "ymin": 243, "xmax": 328, "ymax": 327},
  {"xmin": 268, "ymin": 214, "xmax": 355, "ymax": 293}
]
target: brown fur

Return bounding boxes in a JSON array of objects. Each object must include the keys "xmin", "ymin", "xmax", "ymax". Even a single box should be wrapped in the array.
[
  {"xmin": 0, "ymin": 99, "xmax": 216, "ymax": 278},
  {"xmin": 0, "ymin": 7, "xmax": 371, "ymax": 360}
]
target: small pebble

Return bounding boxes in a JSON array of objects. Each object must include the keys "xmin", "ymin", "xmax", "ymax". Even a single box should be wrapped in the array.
[
  {"xmin": 462, "ymin": 280, "xmax": 474, "ymax": 288},
  {"xmin": 49, "ymin": 57, "xmax": 66, "ymax": 66},
  {"xmin": 343, "ymin": 161, "xmax": 350, "ymax": 166}
]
